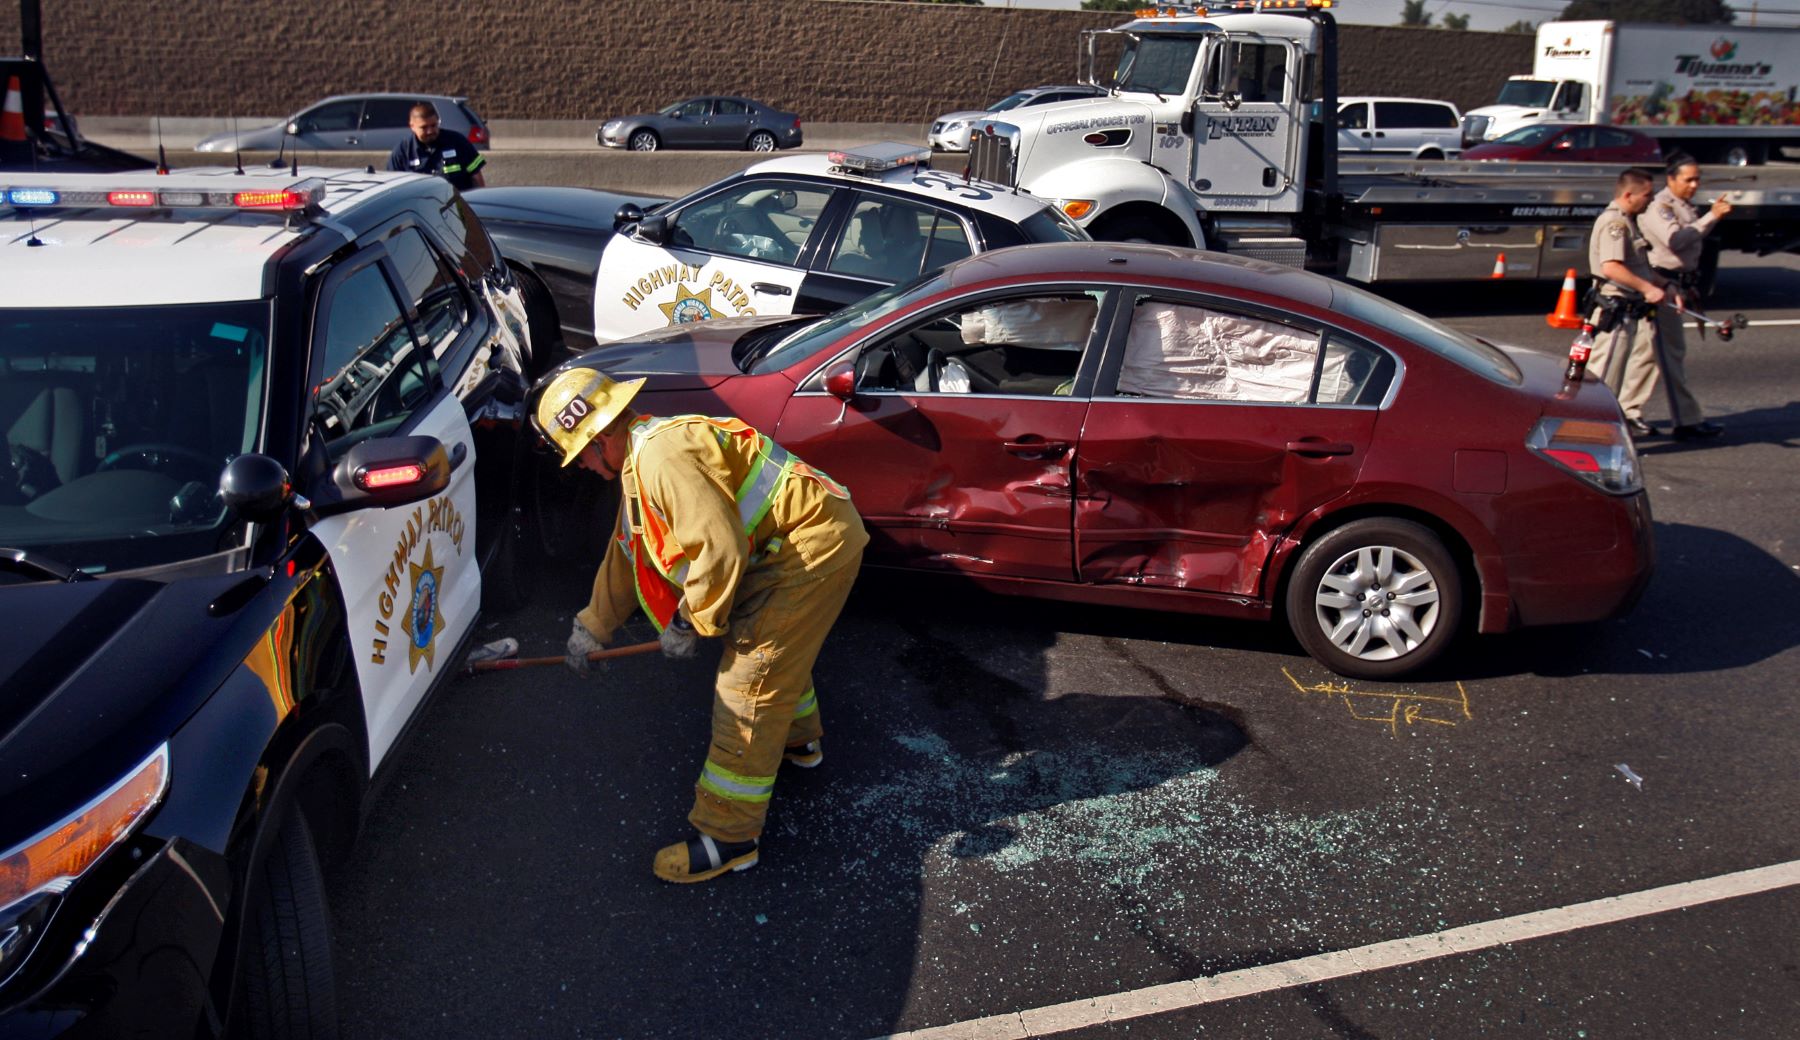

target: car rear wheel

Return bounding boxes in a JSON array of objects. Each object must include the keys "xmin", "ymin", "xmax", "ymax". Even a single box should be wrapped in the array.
[
  {"xmin": 629, "ymin": 129, "xmax": 660, "ymax": 152},
  {"xmin": 1415, "ymin": 148, "xmax": 1444, "ymax": 161},
  {"xmin": 1285, "ymin": 518, "xmax": 1463, "ymax": 680},
  {"xmin": 238, "ymin": 809, "xmax": 338, "ymax": 1040},
  {"xmin": 747, "ymin": 130, "xmax": 777, "ymax": 152}
]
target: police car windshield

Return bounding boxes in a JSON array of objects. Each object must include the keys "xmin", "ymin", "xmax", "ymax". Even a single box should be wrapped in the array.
[
  {"xmin": 0, "ymin": 302, "xmax": 270, "ymax": 574},
  {"xmin": 748, "ymin": 270, "xmax": 952, "ymax": 375}
]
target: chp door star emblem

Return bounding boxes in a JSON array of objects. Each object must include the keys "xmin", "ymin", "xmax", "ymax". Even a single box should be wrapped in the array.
[
  {"xmin": 403, "ymin": 542, "xmax": 448, "ymax": 673},
  {"xmin": 659, "ymin": 283, "xmax": 717, "ymax": 325}
]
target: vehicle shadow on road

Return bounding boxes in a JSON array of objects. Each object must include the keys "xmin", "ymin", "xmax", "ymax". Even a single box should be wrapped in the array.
[{"xmin": 1634, "ymin": 399, "xmax": 1800, "ymax": 456}]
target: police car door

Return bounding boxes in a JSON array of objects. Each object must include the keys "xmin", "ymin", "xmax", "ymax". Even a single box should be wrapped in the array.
[
  {"xmin": 1189, "ymin": 35, "xmax": 1301, "ymax": 207},
  {"xmin": 592, "ymin": 178, "xmax": 834, "ymax": 343},
  {"xmin": 306, "ymin": 246, "xmax": 481, "ymax": 770}
]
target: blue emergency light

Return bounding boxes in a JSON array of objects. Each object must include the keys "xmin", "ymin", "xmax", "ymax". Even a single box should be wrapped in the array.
[{"xmin": 6, "ymin": 188, "xmax": 60, "ymax": 206}]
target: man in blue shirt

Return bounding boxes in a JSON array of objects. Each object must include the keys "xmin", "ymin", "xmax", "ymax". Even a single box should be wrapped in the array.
[{"xmin": 387, "ymin": 101, "xmax": 486, "ymax": 191}]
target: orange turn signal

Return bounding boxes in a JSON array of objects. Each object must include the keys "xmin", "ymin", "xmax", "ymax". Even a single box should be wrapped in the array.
[
  {"xmin": 1061, "ymin": 199, "xmax": 1097, "ymax": 220},
  {"xmin": 0, "ymin": 746, "xmax": 168, "ymax": 908}
]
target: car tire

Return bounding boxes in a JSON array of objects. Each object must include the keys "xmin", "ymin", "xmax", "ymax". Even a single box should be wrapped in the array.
[
  {"xmin": 511, "ymin": 266, "xmax": 566, "ymax": 376},
  {"xmin": 747, "ymin": 130, "xmax": 777, "ymax": 152},
  {"xmin": 529, "ymin": 462, "xmax": 619, "ymax": 566},
  {"xmin": 1416, "ymin": 148, "xmax": 1444, "ymax": 161},
  {"xmin": 628, "ymin": 129, "xmax": 660, "ymax": 153},
  {"xmin": 239, "ymin": 809, "xmax": 338, "ymax": 1040},
  {"xmin": 1284, "ymin": 518, "xmax": 1463, "ymax": 680},
  {"xmin": 1088, "ymin": 212, "xmax": 1186, "ymax": 247}
]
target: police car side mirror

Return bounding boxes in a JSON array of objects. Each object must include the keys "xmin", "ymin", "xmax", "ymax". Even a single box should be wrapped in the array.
[
  {"xmin": 312, "ymin": 435, "xmax": 456, "ymax": 518},
  {"xmin": 823, "ymin": 361, "xmax": 857, "ymax": 402},
  {"xmin": 636, "ymin": 214, "xmax": 671, "ymax": 246},
  {"xmin": 615, "ymin": 202, "xmax": 644, "ymax": 228},
  {"xmin": 221, "ymin": 453, "xmax": 297, "ymax": 524}
]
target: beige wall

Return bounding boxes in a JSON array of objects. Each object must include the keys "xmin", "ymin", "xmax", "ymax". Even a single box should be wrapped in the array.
[{"xmin": 4, "ymin": 1, "xmax": 1530, "ymax": 121}]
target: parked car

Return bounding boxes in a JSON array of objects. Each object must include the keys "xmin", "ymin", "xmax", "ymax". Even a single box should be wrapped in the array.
[
  {"xmin": 1333, "ymin": 97, "xmax": 1462, "ymax": 159},
  {"xmin": 194, "ymin": 92, "xmax": 489, "ymax": 153},
  {"xmin": 929, "ymin": 84, "xmax": 1107, "ymax": 152},
  {"xmin": 543, "ymin": 241, "xmax": 1653, "ymax": 680},
  {"xmin": 466, "ymin": 143, "xmax": 1088, "ymax": 352},
  {"xmin": 1462, "ymin": 124, "xmax": 1662, "ymax": 164},
  {"xmin": 0, "ymin": 165, "xmax": 532, "ymax": 1036},
  {"xmin": 597, "ymin": 96, "xmax": 803, "ymax": 153}
]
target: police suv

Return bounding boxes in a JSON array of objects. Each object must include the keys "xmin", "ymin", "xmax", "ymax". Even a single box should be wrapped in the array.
[
  {"xmin": 0, "ymin": 167, "xmax": 531, "ymax": 1037},
  {"xmin": 466, "ymin": 143, "xmax": 1089, "ymax": 350}
]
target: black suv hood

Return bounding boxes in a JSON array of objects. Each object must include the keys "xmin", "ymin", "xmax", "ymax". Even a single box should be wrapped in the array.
[{"xmin": 0, "ymin": 572, "xmax": 257, "ymax": 845}]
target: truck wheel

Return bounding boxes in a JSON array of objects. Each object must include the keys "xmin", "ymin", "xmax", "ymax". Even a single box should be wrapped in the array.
[
  {"xmin": 1284, "ymin": 518, "xmax": 1463, "ymax": 680},
  {"xmin": 1089, "ymin": 212, "xmax": 1186, "ymax": 247},
  {"xmin": 238, "ymin": 810, "xmax": 338, "ymax": 1040}
]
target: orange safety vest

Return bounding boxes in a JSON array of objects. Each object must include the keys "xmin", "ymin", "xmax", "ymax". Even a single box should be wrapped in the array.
[{"xmin": 616, "ymin": 415, "xmax": 848, "ymax": 632}]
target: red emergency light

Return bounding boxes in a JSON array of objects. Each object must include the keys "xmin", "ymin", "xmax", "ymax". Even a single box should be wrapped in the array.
[{"xmin": 356, "ymin": 463, "xmax": 427, "ymax": 490}]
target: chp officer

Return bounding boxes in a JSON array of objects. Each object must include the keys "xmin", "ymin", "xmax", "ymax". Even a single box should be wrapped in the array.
[
  {"xmin": 1586, "ymin": 168, "xmax": 1678, "ymax": 440},
  {"xmin": 1639, "ymin": 154, "xmax": 1730, "ymax": 440},
  {"xmin": 387, "ymin": 101, "xmax": 487, "ymax": 191}
]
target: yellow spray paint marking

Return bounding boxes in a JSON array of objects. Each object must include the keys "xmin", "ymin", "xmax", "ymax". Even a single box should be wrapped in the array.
[{"xmin": 1281, "ymin": 667, "xmax": 1472, "ymax": 737}]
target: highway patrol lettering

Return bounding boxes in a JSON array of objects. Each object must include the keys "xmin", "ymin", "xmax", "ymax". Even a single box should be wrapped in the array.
[
  {"xmin": 622, "ymin": 262, "xmax": 759, "ymax": 325},
  {"xmin": 1047, "ymin": 114, "xmax": 1147, "ymax": 135},
  {"xmin": 372, "ymin": 496, "xmax": 467, "ymax": 671}
]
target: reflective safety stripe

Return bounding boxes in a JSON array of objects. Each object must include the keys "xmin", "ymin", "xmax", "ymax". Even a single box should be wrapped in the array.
[
  {"xmin": 736, "ymin": 437, "xmax": 792, "ymax": 535},
  {"xmin": 443, "ymin": 163, "xmax": 464, "ymax": 173},
  {"xmin": 698, "ymin": 761, "xmax": 775, "ymax": 803},
  {"xmin": 466, "ymin": 153, "xmax": 487, "ymax": 171},
  {"xmin": 794, "ymin": 686, "xmax": 818, "ymax": 719}
]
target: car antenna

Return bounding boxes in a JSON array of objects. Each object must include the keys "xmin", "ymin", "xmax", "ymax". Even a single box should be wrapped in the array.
[
  {"xmin": 270, "ymin": 112, "xmax": 289, "ymax": 169},
  {"xmin": 155, "ymin": 114, "xmax": 169, "ymax": 175},
  {"xmin": 25, "ymin": 136, "xmax": 43, "ymax": 246}
]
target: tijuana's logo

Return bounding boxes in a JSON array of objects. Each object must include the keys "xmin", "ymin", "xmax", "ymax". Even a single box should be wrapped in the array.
[
  {"xmin": 372, "ymin": 496, "xmax": 466, "ymax": 671},
  {"xmin": 1710, "ymin": 38, "xmax": 1737, "ymax": 61},
  {"xmin": 619, "ymin": 261, "xmax": 759, "ymax": 325}
]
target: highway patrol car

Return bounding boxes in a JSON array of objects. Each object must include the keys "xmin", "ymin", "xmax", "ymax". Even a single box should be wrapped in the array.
[
  {"xmin": 0, "ymin": 167, "xmax": 531, "ymax": 1037},
  {"xmin": 466, "ymin": 143, "xmax": 1089, "ymax": 350}
]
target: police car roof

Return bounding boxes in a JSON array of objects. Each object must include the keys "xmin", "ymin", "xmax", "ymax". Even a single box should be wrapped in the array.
[
  {"xmin": 742, "ymin": 151, "xmax": 1054, "ymax": 224},
  {"xmin": 1, "ymin": 167, "xmax": 428, "ymax": 308}
]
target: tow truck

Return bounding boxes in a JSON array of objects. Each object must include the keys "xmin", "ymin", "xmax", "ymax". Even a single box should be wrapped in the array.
[{"xmin": 967, "ymin": 0, "xmax": 1800, "ymax": 283}]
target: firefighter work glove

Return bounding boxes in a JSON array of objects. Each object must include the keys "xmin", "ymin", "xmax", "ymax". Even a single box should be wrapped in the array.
[
  {"xmin": 565, "ymin": 620, "xmax": 605, "ymax": 676},
  {"xmin": 660, "ymin": 615, "xmax": 699, "ymax": 660}
]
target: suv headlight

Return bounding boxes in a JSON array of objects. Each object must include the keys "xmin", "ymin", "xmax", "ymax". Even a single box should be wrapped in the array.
[{"xmin": 0, "ymin": 745, "xmax": 168, "ymax": 985}]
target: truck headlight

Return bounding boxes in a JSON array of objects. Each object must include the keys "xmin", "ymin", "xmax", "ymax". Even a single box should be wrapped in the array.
[{"xmin": 0, "ymin": 745, "xmax": 168, "ymax": 984}]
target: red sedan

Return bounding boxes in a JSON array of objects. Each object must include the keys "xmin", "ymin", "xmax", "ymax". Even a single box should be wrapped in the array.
[
  {"xmin": 1463, "ymin": 124, "xmax": 1663, "ymax": 163},
  {"xmin": 546, "ymin": 243, "xmax": 1653, "ymax": 678}
]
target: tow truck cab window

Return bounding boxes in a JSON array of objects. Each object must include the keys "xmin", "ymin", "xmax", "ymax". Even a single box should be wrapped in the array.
[
  {"xmin": 310, "ymin": 257, "xmax": 441, "ymax": 450},
  {"xmin": 1204, "ymin": 40, "xmax": 1287, "ymax": 103}
]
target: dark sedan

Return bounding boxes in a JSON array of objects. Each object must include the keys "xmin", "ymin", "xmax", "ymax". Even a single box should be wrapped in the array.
[
  {"xmin": 542, "ymin": 242, "xmax": 1654, "ymax": 679},
  {"xmin": 597, "ymin": 96, "xmax": 803, "ymax": 153},
  {"xmin": 1463, "ymin": 124, "xmax": 1662, "ymax": 163}
]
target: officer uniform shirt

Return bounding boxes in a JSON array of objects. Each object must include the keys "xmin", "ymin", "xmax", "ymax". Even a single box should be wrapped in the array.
[
  {"xmin": 386, "ymin": 128, "xmax": 486, "ymax": 192},
  {"xmin": 1640, "ymin": 187, "xmax": 1719, "ymax": 273},
  {"xmin": 1588, "ymin": 202, "xmax": 1653, "ymax": 298}
]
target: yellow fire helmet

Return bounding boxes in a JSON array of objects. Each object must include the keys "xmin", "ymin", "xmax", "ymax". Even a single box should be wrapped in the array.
[{"xmin": 533, "ymin": 368, "xmax": 646, "ymax": 467}]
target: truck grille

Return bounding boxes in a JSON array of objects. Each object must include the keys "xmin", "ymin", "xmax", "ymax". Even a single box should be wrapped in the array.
[{"xmin": 968, "ymin": 130, "xmax": 1016, "ymax": 187}]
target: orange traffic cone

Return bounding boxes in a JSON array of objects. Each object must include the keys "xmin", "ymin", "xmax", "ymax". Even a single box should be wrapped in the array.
[
  {"xmin": 1, "ymin": 76, "xmax": 30, "ymax": 162},
  {"xmin": 1546, "ymin": 268, "xmax": 1584, "ymax": 329},
  {"xmin": 1489, "ymin": 253, "xmax": 1507, "ymax": 279}
]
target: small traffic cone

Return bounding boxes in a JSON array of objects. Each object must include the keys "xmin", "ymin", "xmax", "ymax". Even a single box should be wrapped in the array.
[
  {"xmin": 1, "ymin": 76, "xmax": 31, "ymax": 163},
  {"xmin": 1546, "ymin": 268, "xmax": 1584, "ymax": 329},
  {"xmin": 1489, "ymin": 253, "xmax": 1507, "ymax": 280}
]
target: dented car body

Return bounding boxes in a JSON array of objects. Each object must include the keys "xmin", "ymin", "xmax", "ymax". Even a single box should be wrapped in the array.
[{"xmin": 546, "ymin": 241, "xmax": 1653, "ymax": 677}]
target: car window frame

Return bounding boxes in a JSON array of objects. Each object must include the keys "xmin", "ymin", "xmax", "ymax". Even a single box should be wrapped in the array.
[
  {"xmin": 377, "ymin": 220, "xmax": 483, "ymax": 381},
  {"xmin": 360, "ymin": 97, "xmax": 419, "ymax": 131},
  {"xmin": 1089, "ymin": 286, "xmax": 1401, "ymax": 410},
  {"xmin": 664, "ymin": 175, "xmax": 840, "ymax": 270},
  {"xmin": 816, "ymin": 189, "xmax": 980, "ymax": 286},
  {"xmin": 299, "ymin": 98, "xmax": 364, "ymax": 134},
  {"xmin": 795, "ymin": 282, "xmax": 1121, "ymax": 399}
]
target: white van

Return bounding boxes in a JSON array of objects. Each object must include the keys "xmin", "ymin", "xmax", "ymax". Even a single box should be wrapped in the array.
[{"xmin": 1335, "ymin": 97, "xmax": 1463, "ymax": 159}]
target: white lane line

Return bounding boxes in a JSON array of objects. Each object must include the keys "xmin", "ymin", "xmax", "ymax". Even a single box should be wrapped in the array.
[{"xmin": 873, "ymin": 859, "xmax": 1800, "ymax": 1040}]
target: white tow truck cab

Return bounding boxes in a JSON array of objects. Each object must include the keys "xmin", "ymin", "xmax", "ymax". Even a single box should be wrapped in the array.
[{"xmin": 1461, "ymin": 20, "xmax": 1800, "ymax": 166}]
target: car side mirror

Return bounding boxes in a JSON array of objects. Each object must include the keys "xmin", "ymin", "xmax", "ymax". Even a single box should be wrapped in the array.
[
  {"xmin": 311, "ymin": 435, "xmax": 458, "ymax": 518},
  {"xmin": 823, "ymin": 361, "xmax": 857, "ymax": 402},
  {"xmin": 220, "ymin": 453, "xmax": 297, "ymax": 524},
  {"xmin": 636, "ymin": 214, "xmax": 671, "ymax": 246},
  {"xmin": 614, "ymin": 202, "xmax": 644, "ymax": 227},
  {"xmin": 286, "ymin": 121, "xmax": 300, "ymax": 135}
]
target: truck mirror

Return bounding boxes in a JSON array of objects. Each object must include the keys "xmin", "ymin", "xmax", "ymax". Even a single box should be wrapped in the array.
[{"xmin": 1180, "ymin": 110, "xmax": 1195, "ymax": 136}]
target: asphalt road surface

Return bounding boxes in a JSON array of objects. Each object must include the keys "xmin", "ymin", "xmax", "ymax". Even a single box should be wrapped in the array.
[{"xmin": 328, "ymin": 253, "xmax": 1800, "ymax": 1039}]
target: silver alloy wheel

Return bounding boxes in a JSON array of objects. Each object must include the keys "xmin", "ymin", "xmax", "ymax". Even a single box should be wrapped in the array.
[
  {"xmin": 629, "ymin": 130, "xmax": 658, "ymax": 152},
  {"xmin": 1310, "ymin": 544, "xmax": 1441, "ymax": 662},
  {"xmin": 749, "ymin": 131, "xmax": 776, "ymax": 152}
]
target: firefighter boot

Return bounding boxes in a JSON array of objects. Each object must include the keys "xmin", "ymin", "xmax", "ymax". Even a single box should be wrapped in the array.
[{"xmin": 653, "ymin": 833, "xmax": 759, "ymax": 883}]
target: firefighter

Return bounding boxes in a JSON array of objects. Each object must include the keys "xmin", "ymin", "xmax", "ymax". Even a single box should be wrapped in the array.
[
  {"xmin": 1586, "ymin": 168, "xmax": 1679, "ymax": 440},
  {"xmin": 1639, "ymin": 154, "xmax": 1731, "ymax": 440},
  {"xmin": 534, "ymin": 369, "xmax": 868, "ymax": 883}
]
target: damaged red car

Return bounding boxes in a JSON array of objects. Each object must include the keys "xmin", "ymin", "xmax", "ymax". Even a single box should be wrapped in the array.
[{"xmin": 545, "ymin": 242, "xmax": 1653, "ymax": 678}]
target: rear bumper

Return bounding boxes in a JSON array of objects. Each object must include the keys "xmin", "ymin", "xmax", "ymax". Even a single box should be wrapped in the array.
[{"xmin": 1502, "ymin": 490, "xmax": 1655, "ymax": 627}]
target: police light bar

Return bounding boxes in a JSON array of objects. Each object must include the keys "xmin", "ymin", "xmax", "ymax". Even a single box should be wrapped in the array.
[
  {"xmin": 3, "ymin": 177, "xmax": 328, "ymax": 213},
  {"xmin": 1134, "ymin": 5, "xmax": 1205, "ymax": 16},
  {"xmin": 826, "ymin": 143, "xmax": 932, "ymax": 175},
  {"xmin": 1207, "ymin": 0, "xmax": 1331, "ymax": 10}
]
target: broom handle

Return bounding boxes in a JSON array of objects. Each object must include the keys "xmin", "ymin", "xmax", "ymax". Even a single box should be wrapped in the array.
[{"xmin": 466, "ymin": 639, "xmax": 662, "ymax": 674}]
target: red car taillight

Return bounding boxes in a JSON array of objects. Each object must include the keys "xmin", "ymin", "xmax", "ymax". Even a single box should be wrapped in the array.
[
  {"xmin": 1527, "ymin": 417, "xmax": 1643, "ymax": 495},
  {"xmin": 468, "ymin": 125, "xmax": 488, "ymax": 145}
]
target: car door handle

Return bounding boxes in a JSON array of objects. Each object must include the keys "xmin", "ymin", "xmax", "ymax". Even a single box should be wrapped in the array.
[
  {"xmin": 1286, "ymin": 440, "xmax": 1355, "ymax": 458},
  {"xmin": 751, "ymin": 282, "xmax": 792, "ymax": 296},
  {"xmin": 450, "ymin": 442, "xmax": 469, "ymax": 471},
  {"xmin": 345, "ymin": 136, "xmax": 360, "ymax": 146},
  {"xmin": 1360, "ymin": 131, "xmax": 1372, "ymax": 137},
  {"xmin": 1004, "ymin": 438, "xmax": 1070, "ymax": 458},
  {"xmin": 1374, "ymin": 131, "xmax": 1385, "ymax": 138}
]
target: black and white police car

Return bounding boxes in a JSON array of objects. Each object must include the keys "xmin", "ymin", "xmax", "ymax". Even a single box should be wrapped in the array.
[
  {"xmin": 0, "ymin": 167, "xmax": 532, "ymax": 1037},
  {"xmin": 466, "ymin": 142, "xmax": 1089, "ymax": 350}
]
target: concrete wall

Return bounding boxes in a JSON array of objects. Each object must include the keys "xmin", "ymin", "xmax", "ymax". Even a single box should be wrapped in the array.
[{"xmin": 4, "ymin": 1, "xmax": 1530, "ymax": 122}]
